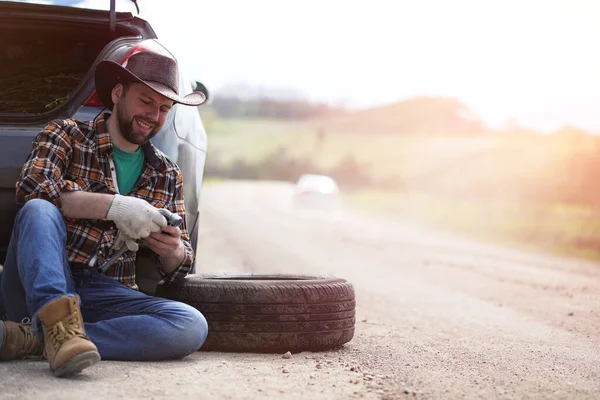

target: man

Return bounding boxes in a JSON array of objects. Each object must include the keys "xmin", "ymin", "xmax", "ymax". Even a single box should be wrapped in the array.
[{"xmin": 0, "ymin": 51, "xmax": 208, "ymax": 377}]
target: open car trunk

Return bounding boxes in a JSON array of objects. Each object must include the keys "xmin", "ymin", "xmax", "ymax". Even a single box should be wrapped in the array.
[
  {"xmin": 0, "ymin": 26, "xmax": 106, "ymax": 114},
  {"xmin": 0, "ymin": 2, "xmax": 155, "ymax": 118}
]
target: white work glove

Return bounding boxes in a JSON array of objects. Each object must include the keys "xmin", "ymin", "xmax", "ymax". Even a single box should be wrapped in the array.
[{"xmin": 106, "ymin": 194, "xmax": 168, "ymax": 240}]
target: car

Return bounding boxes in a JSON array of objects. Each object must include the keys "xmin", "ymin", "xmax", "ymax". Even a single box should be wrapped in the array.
[
  {"xmin": 293, "ymin": 174, "xmax": 341, "ymax": 213},
  {"xmin": 0, "ymin": 0, "xmax": 208, "ymax": 293}
]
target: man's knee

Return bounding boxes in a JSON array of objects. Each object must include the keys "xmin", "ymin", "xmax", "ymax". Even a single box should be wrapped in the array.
[
  {"xmin": 16, "ymin": 199, "xmax": 65, "ymax": 233},
  {"xmin": 173, "ymin": 303, "xmax": 208, "ymax": 356},
  {"xmin": 18, "ymin": 199, "xmax": 62, "ymax": 222}
]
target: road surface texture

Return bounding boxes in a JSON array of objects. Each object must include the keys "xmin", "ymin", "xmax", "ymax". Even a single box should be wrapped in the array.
[{"xmin": 1, "ymin": 180, "xmax": 599, "ymax": 399}]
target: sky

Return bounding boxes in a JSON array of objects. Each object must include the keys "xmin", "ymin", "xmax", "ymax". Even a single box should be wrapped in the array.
[
  {"xmin": 17, "ymin": 0, "xmax": 600, "ymax": 132},
  {"xmin": 136, "ymin": 0, "xmax": 600, "ymax": 133}
]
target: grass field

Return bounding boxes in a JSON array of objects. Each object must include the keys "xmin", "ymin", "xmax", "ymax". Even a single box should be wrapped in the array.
[
  {"xmin": 205, "ymin": 118, "xmax": 514, "ymax": 177},
  {"xmin": 204, "ymin": 116, "xmax": 600, "ymax": 260},
  {"xmin": 344, "ymin": 189, "xmax": 600, "ymax": 260}
]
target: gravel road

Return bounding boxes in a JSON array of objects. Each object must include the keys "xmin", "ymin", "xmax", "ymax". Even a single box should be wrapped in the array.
[{"xmin": 1, "ymin": 180, "xmax": 599, "ymax": 399}]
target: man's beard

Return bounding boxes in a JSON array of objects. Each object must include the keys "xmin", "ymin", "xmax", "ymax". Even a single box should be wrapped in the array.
[{"xmin": 116, "ymin": 105, "xmax": 159, "ymax": 145}]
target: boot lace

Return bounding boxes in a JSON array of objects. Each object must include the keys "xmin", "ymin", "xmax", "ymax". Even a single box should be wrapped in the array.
[
  {"xmin": 17, "ymin": 323, "xmax": 44, "ymax": 360},
  {"xmin": 46, "ymin": 312, "xmax": 88, "ymax": 353}
]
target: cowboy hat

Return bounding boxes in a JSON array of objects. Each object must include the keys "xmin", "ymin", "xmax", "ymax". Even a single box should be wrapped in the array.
[{"xmin": 94, "ymin": 51, "xmax": 207, "ymax": 110}]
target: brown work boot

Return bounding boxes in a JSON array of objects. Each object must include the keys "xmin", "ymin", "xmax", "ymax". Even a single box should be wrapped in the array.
[
  {"xmin": 38, "ymin": 296, "xmax": 100, "ymax": 377},
  {"xmin": 0, "ymin": 320, "xmax": 44, "ymax": 360}
]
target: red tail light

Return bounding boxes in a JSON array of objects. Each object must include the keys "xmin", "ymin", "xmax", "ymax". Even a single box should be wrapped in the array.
[
  {"xmin": 83, "ymin": 40, "xmax": 172, "ymax": 107},
  {"xmin": 84, "ymin": 91, "xmax": 104, "ymax": 107}
]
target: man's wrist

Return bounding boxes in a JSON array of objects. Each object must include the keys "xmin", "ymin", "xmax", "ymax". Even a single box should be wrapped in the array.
[
  {"xmin": 160, "ymin": 240, "xmax": 186, "ymax": 271},
  {"xmin": 104, "ymin": 194, "xmax": 117, "ymax": 219}
]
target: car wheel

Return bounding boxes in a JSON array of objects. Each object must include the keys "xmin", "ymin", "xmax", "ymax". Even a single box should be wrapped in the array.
[{"xmin": 156, "ymin": 273, "xmax": 356, "ymax": 353}]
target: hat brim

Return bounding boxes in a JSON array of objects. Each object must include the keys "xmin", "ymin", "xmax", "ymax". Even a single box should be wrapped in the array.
[{"xmin": 94, "ymin": 60, "xmax": 207, "ymax": 110}]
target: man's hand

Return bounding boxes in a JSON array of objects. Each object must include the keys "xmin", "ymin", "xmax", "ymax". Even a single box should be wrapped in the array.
[
  {"xmin": 142, "ymin": 225, "xmax": 185, "ymax": 268},
  {"xmin": 106, "ymin": 194, "xmax": 168, "ymax": 239}
]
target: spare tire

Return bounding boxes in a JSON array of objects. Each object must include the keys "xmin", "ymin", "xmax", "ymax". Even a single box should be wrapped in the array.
[{"xmin": 156, "ymin": 273, "xmax": 356, "ymax": 353}]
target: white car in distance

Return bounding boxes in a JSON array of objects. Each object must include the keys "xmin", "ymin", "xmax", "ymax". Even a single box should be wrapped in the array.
[{"xmin": 293, "ymin": 174, "xmax": 341, "ymax": 213}]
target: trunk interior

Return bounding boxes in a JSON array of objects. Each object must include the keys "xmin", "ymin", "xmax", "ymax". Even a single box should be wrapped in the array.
[{"xmin": 0, "ymin": 19, "xmax": 137, "ymax": 114}]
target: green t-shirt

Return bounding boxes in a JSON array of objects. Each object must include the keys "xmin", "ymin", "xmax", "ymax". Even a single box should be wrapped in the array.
[{"xmin": 112, "ymin": 145, "xmax": 144, "ymax": 194}]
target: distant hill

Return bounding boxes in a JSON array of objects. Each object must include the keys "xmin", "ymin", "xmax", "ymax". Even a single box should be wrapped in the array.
[
  {"xmin": 215, "ymin": 83, "xmax": 307, "ymax": 102},
  {"xmin": 210, "ymin": 83, "xmax": 344, "ymax": 120},
  {"xmin": 312, "ymin": 97, "xmax": 486, "ymax": 135}
]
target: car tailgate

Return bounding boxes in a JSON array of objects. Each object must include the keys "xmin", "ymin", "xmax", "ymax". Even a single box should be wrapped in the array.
[{"xmin": 0, "ymin": 1, "xmax": 148, "ymax": 31}]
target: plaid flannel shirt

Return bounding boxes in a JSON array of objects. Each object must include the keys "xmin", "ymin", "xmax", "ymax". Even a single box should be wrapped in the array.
[{"xmin": 15, "ymin": 114, "xmax": 194, "ymax": 289}]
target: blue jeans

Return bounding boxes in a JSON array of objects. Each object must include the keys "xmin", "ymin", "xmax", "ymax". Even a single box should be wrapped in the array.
[{"xmin": 0, "ymin": 199, "xmax": 207, "ymax": 361}]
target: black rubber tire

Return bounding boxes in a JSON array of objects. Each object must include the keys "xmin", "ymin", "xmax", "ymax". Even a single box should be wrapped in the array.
[{"xmin": 156, "ymin": 273, "xmax": 356, "ymax": 353}]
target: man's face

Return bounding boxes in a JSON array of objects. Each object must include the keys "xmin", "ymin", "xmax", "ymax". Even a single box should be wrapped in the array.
[{"xmin": 114, "ymin": 82, "xmax": 174, "ymax": 145}]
